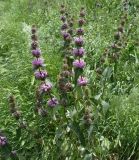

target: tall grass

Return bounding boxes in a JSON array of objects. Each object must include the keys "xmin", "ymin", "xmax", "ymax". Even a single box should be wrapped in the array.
[{"xmin": 0, "ymin": 0, "xmax": 139, "ymax": 159}]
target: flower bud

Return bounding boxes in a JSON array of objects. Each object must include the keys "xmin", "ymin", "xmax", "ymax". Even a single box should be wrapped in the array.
[
  {"xmin": 114, "ymin": 32, "xmax": 120, "ymax": 40},
  {"xmin": 61, "ymin": 23, "xmax": 68, "ymax": 30},
  {"xmin": 61, "ymin": 70, "xmax": 71, "ymax": 77},
  {"xmin": 121, "ymin": 20, "xmax": 125, "ymax": 26},
  {"xmin": 75, "ymin": 37, "xmax": 84, "ymax": 47},
  {"xmin": 63, "ymin": 63, "xmax": 69, "ymax": 70},
  {"xmin": 61, "ymin": 16, "xmax": 66, "ymax": 22},
  {"xmin": 13, "ymin": 111, "xmax": 21, "ymax": 120},
  {"xmin": 34, "ymin": 71, "xmax": 48, "ymax": 80},
  {"xmin": 19, "ymin": 121, "xmax": 27, "ymax": 129},
  {"xmin": 78, "ymin": 19, "xmax": 85, "ymax": 26},
  {"xmin": 0, "ymin": 136, "xmax": 7, "ymax": 146},
  {"xmin": 100, "ymin": 57, "xmax": 105, "ymax": 63},
  {"xmin": 31, "ymin": 25, "xmax": 37, "ymax": 34},
  {"xmin": 31, "ymin": 34, "xmax": 38, "ymax": 41},
  {"xmin": 65, "ymin": 82, "xmax": 73, "ymax": 91},
  {"xmin": 60, "ymin": 98, "xmax": 68, "ymax": 106},
  {"xmin": 60, "ymin": 8, "xmax": 65, "ymax": 14},
  {"xmin": 118, "ymin": 26, "xmax": 124, "ymax": 33},
  {"xmin": 32, "ymin": 49, "xmax": 41, "ymax": 58},
  {"xmin": 31, "ymin": 41, "xmax": 38, "ymax": 50},
  {"xmin": 76, "ymin": 28, "xmax": 84, "ymax": 35},
  {"xmin": 96, "ymin": 67, "xmax": 102, "ymax": 74},
  {"xmin": 80, "ymin": 11, "xmax": 85, "ymax": 17},
  {"xmin": 47, "ymin": 97, "xmax": 59, "ymax": 107}
]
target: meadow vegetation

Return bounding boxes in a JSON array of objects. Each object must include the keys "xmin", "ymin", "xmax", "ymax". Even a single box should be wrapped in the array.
[{"xmin": 0, "ymin": 0, "xmax": 139, "ymax": 159}]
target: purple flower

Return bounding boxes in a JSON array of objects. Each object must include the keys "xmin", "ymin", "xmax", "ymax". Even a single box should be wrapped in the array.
[
  {"xmin": 77, "ymin": 76, "xmax": 88, "ymax": 86},
  {"xmin": 61, "ymin": 23, "xmax": 68, "ymax": 30},
  {"xmin": 35, "ymin": 71, "xmax": 48, "ymax": 80},
  {"xmin": 73, "ymin": 47, "xmax": 85, "ymax": 57},
  {"xmin": 0, "ymin": 136, "xmax": 7, "ymax": 146},
  {"xmin": 73, "ymin": 59, "xmax": 86, "ymax": 69},
  {"xmin": 76, "ymin": 28, "xmax": 84, "ymax": 35},
  {"xmin": 32, "ymin": 49, "xmax": 41, "ymax": 58},
  {"xmin": 62, "ymin": 32, "xmax": 71, "ymax": 41},
  {"xmin": 47, "ymin": 97, "xmax": 59, "ymax": 107},
  {"xmin": 75, "ymin": 37, "xmax": 84, "ymax": 47},
  {"xmin": 40, "ymin": 82, "xmax": 52, "ymax": 93},
  {"xmin": 32, "ymin": 58, "xmax": 44, "ymax": 69}
]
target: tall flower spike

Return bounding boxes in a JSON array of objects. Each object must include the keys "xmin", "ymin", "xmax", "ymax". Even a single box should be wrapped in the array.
[
  {"xmin": 57, "ymin": 57, "xmax": 73, "ymax": 107},
  {"xmin": 59, "ymin": 61, "xmax": 72, "ymax": 92},
  {"xmin": 73, "ymin": 8, "xmax": 88, "ymax": 86},
  {"xmin": 58, "ymin": 5, "xmax": 74, "ymax": 107},
  {"xmin": 31, "ymin": 25, "xmax": 58, "ymax": 113},
  {"xmin": 60, "ymin": 5, "xmax": 74, "ymax": 73}
]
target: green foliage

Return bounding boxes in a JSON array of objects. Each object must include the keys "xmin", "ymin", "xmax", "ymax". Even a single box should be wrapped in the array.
[{"xmin": 0, "ymin": 0, "xmax": 139, "ymax": 159}]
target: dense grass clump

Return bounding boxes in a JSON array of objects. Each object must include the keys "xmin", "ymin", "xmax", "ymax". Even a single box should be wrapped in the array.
[{"xmin": 0, "ymin": 0, "xmax": 139, "ymax": 159}]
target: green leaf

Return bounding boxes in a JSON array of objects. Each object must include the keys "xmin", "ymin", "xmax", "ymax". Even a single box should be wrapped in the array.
[
  {"xmin": 31, "ymin": 76, "xmax": 35, "ymax": 86},
  {"xmin": 70, "ymin": 121, "xmax": 86, "ymax": 146},
  {"xmin": 94, "ymin": 93, "xmax": 102, "ymax": 100},
  {"xmin": 84, "ymin": 154, "xmax": 92, "ymax": 160},
  {"xmin": 101, "ymin": 100, "xmax": 110, "ymax": 113},
  {"xmin": 102, "ymin": 67, "xmax": 113, "ymax": 79}
]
